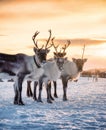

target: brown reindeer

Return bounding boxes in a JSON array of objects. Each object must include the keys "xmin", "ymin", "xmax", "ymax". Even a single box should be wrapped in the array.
[{"xmin": 52, "ymin": 44, "xmax": 87, "ymax": 101}]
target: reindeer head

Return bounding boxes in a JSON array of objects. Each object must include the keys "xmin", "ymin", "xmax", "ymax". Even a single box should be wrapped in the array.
[
  {"xmin": 54, "ymin": 57, "xmax": 67, "ymax": 71},
  {"xmin": 72, "ymin": 44, "xmax": 87, "ymax": 72},
  {"xmin": 52, "ymin": 38, "xmax": 71, "ymax": 58},
  {"xmin": 72, "ymin": 58, "xmax": 87, "ymax": 72},
  {"xmin": 52, "ymin": 38, "xmax": 69, "ymax": 70},
  {"xmin": 33, "ymin": 30, "xmax": 52, "ymax": 63}
]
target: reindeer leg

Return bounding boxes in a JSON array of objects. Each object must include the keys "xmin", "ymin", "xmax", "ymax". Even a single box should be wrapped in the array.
[
  {"xmin": 49, "ymin": 82, "xmax": 54, "ymax": 100},
  {"xmin": 37, "ymin": 78, "xmax": 43, "ymax": 103},
  {"xmin": 53, "ymin": 81, "xmax": 58, "ymax": 98},
  {"xmin": 33, "ymin": 81, "xmax": 38, "ymax": 101},
  {"xmin": 46, "ymin": 82, "xmax": 53, "ymax": 103},
  {"xmin": 13, "ymin": 83, "xmax": 18, "ymax": 105},
  {"xmin": 17, "ymin": 73, "xmax": 25, "ymax": 105},
  {"xmin": 61, "ymin": 77, "xmax": 68, "ymax": 101},
  {"xmin": 26, "ymin": 80, "xmax": 33, "ymax": 97}
]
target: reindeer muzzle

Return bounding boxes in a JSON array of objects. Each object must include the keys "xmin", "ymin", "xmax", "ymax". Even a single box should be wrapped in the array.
[
  {"xmin": 42, "ymin": 60, "xmax": 47, "ymax": 64},
  {"xmin": 79, "ymin": 68, "xmax": 83, "ymax": 72}
]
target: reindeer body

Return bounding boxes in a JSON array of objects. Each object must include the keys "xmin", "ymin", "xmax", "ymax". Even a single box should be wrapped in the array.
[
  {"xmin": 60, "ymin": 58, "xmax": 87, "ymax": 100},
  {"xmin": 0, "ymin": 53, "xmax": 45, "ymax": 105},
  {"xmin": 62, "ymin": 60, "xmax": 80, "ymax": 80},
  {"xmin": 0, "ymin": 53, "xmax": 44, "ymax": 80},
  {"xmin": 37, "ymin": 57, "xmax": 66, "ymax": 103},
  {"xmin": 0, "ymin": 30, "xmax": 52, "ymax": 105},
  {"xmin": 43, "ymin": 60, "xmax": 61, "ymax": 81},
  {"xmin": 0, "ymin": 53, "xmax": 26, "ymax": 75}
]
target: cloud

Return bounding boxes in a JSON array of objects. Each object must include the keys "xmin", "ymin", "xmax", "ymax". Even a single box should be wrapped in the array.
[
  {"xmin": 1, "ymin": 0, "xmax": 106, "ymax": 20},
  {"xmin": 26, "ymin": 38, "xmax": 106, "ymax": 49},
  {"xmin": 0, "ymin": 0, "xmax": 106, "ymax": 41},
  {"xmin": 52, "ymin": 38, "xmax": 106, "ymax": 46},
  {"xmin": 0, "ymin": 1, "xmax": 67, "ymax": 20},
  {"xmin": 0, "ymin": 34, "xmax": 7, "ymax": 36}
]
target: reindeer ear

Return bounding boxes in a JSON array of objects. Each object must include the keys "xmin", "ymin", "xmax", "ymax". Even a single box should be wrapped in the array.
[
  {"xmin": 65, "ymin": 57, "xmax": 67, "ymax": 60},
  {"xmin": 54, "ymin": 52, "xmax": 57, "ymax": 56},
  {"xmin": 33, "ymin": 47, "xmax": 37, "ymax": 53},
  {"xmin": 63, "ymin": 52, "xmax": 66, "ymax": 57},
  {"xmin": 46, "ymin": 49, "xmax": 50, "ymax": 53},
  {"xmin": 83, "ymin": 58, "xmax": 87, "ymax": 62},
  {"xmin": 72, "ymin": 58, "xmax": 76, "ymax": 63}
]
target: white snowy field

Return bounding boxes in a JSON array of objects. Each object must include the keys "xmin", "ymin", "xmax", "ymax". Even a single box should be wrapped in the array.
[{"xmin": 0, "ymin": 77, "xmax": 106, "ymax": 130}]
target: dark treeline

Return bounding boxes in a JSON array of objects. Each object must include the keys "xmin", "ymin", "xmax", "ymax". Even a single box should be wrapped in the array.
[{"xmin": 82, "ymin": 69, "xmax": 106, "ymax": 78}]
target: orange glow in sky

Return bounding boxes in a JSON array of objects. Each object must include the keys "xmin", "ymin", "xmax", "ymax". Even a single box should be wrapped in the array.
[{"xmin": 0, "ymin": 0, "xmax": 106, "ymax": 70}]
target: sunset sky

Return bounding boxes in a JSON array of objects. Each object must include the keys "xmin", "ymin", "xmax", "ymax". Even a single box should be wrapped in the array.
[{"xmin": 0, "ymin": 0, "xmax": 106, "ymax": 70}]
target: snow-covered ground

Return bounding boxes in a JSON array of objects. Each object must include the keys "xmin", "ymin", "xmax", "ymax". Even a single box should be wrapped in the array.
[{"xmin": 0, "ymin": 77, "xmax": 106, "ymax": 130}]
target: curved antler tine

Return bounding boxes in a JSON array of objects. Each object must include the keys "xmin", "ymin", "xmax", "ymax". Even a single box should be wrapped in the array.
[
  {"xmin": 45, "ymin": 29, "xmax": 52, "ymax": 49},
  {"xmin": 34, "ymin": 31, "xmax": 40, "ymax": 36},
  {"xmin": 62, "ymin": 40, "xmax": 71, "ymax": 53},
  {"xmin": 62, "ymin": 45, "xmax": 66, "ymax": 53},
  {"xmin": 67, "ymin": 40, "xmax": 71, "ymax": 46},
  {"xmin": 35, "ymin": 40, "xmax": 39, "ymax": 48},
  {"xmin": 52, "ymin": 37, "xmax": 59, "ymax": 53},
  {"xmin": 40, "ymin": 44, "xmax": 44, "ymax": 49},
  {"xmin": 51, "ymin": 37, "xmax": 55, "ymax": 42},
  {"xmin": 82, "ymin": 44, "xmax": 85, "ymax": 59},
  {"xmin": 46, "ymin": 43, "xmax": 53, "ymax": 49},
  {"xmin": 32, "ymin": 31, "xmax": 40, "ymax": 48},
  {"xmin": 51, "ymin": 37, "xmax": 55, "ymax": 46}
]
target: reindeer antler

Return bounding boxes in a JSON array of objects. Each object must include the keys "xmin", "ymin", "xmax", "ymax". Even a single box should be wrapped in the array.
[
  {"xmin": 45, "ymin": 29, "xmax": 52, "ymax": 49},
  {"xmin": 82, "ymin": 44, "xmax": 85, "ymax": 59},
  {"xmin": 62, "ymin": 40, "xmax": 71, "ymax": 53},
  {"xmin": 32, "ymin": 30, "xmax": 52, "ymax": 50},
  {"xmin": 32, "ymin": 31, "xmax": 40, "ymax": 48},
  {"xmin": 51, "ymin": 37, "xmax": 59, "ymax": 54}
]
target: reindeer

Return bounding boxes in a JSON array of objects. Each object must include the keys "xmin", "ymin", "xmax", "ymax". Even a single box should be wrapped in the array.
[
  {"xmin": 26, "ymin": 29, "xmax": 52, "ymax": 98},
  {"xmin": 50, "ymin": 39, "xmax": 71, "ymax": 98},
  {"xmin": 0, "ymin": 30, "xmax": 52, "ymax": 105},
  {"xmin": 50, "ymin": 44, "xmax": 87, "ymax": 101}
]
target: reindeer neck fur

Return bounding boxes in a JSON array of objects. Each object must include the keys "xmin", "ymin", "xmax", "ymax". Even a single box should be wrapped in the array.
[
  {"xmin": 33, "ymin": 55, "xmax": 41, "ymax": 68},
  {"xmin": 24, "ymin": 55, "xmax": 44, "ymax": 81}
]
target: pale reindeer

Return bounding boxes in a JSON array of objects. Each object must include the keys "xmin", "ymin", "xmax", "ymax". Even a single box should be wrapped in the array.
[
  {"xmin": 50, "ymin": 44, "xmax": 87, "ymax": 101},
  {"xmin": 0, "ymin": 30, "xmax": 52, "ymax": 105},
  {"xmin": 49, "ymin": 39, "xmax": 71, "ymax": 99}
]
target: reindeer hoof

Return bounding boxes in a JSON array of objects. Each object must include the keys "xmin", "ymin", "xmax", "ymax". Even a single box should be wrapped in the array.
[
  {"xmin": 54, "ymin": 94, "xmax": 58, "ymax": 98},
  {"xmin": 47, "ymin": 99, "xmax": 53, "ymax": 103},
  {"xmin": 33, "ymin": 97, "xmax": 37, "ymax": 101},
  {"xmin": 14, "ymin": 101, "xmax": 18, "ymax": 105},
  {"xmin": 37, "ymin": 99, "xmax": 43, "ymax": 103},
  {"xmin": 14, "ymin": 100, "xmax": 25, "ymax": 105},
  {"xmin": 18, "ymin": 101, "xmax": 25, "ymax": 105},
  {"xmin": 27, "ymin": 93, "xmax": 33, "ymax": 97},
  {"xmin": 50, "ymin": 96, "xmax": 54, "ymax": 100},
  {"xmin": 63, "ymin": 98, "xmax": 68, "ymax": 101}
]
